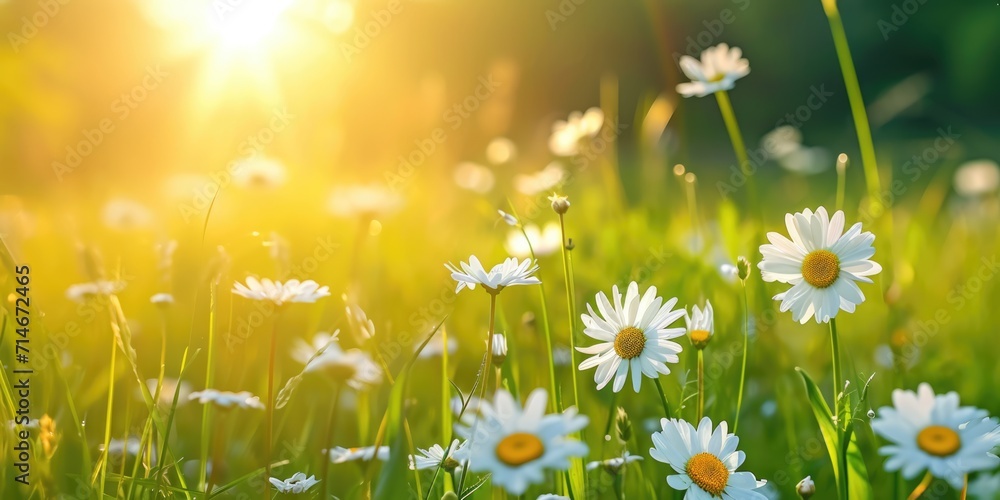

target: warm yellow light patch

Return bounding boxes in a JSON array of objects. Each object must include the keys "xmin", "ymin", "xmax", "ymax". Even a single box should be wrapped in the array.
[
  {"xmin": 917, "ymin": 425, "xmax": 961, "ymax": 457},
  {"xmin": 801, "ymin": 250, "xmax": 840, "ymax": 288},
  {"xmin": 614, "ymin": 326, "xmax": 646, "ymax": 359},
  {"xmin": 495, "ymin": 432, "xmax": 545, "ymax": 466},
  {"xmin": 686, "ymin": 452, "xmax": 730, "ymax": 496}
]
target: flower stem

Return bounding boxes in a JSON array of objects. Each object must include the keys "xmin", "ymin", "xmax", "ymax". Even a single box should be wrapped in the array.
[
  {"xmin": 653, "ymin": 377, "xmax": 672, "ymax": 419},
  {"xmin": 457, "ymin": 293, "xmax": 497, "ymax": 496},
  {"xmin": 960, "ymin": 474, "xmax": 968, "ymax": 500},
  {"xmin": 714, "ymin": 89, "xmax": 760, "ymax": 220},
  {"xmin": 264, "ymin": 316, "xmax": 279, "ymax": 498},
  {"xmin": 821, "ymin": 0, "xmax": 882, "ymax": 209},
  {"xmin": 906, "ymin": 472, "xmax": 932, "ymax": 500},
  {"xmin": 198, "ymin": 284, "xmax": 217, "ymax": 493},
  {"xmin": 830, "ymin": 318, "xmax": 848, "ymax": 500},
  {"xmin": 733, "ymin": 284, "xmax": 750, "ymax": 434},
  {"xmin": 321, "ymin": 384, "xmax": 342, "ymax": 499},
  {"xmin": 99, "ymin": 312, "xmax": 118, "ymax": 497},
  {"xmin": 558, "ymin": 214, "xmax": 581, "ymax": 409},
  {"xmin": 697, "ymin": 350, "xmax": 705, "ymax": 421}
]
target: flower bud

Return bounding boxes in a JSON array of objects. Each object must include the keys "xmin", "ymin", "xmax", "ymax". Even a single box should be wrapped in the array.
[
  {"xmin": 548, "ymin": 194, "xmax": 570, "ymax": 215},
  {"xmin": 796, "ymin": 476, "xmax": 815, "ymax": 499},
  {"xmin": 614, "ymin": 407, "xmax": 632, "ymax": 443},
  {"xmin": 737, "ymin": 256, "xmax": 751, "ymax": 282},
  {"xmin": 491, "ymin": 334, "xmax": 508, "ymax": 366}
]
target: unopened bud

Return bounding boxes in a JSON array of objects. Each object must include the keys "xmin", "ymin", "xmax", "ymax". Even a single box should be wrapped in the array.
[
  {"xmin": 796, "ymin": 476, "xmax": 816, "ymax": 499},
  {"xmin": 737, "ymin": 256, "xmax": 751, "ymax": 282},
  {"xmin": 614, "ymin": 407, "xmax": 632, "ymax": 442},
  {"xmin": 548, "ymin": 194, "xmax": 570, "ymax": 215},
  {"xmin": 491, "ymin": 333, "xmax": 508, "ymax": 366}
]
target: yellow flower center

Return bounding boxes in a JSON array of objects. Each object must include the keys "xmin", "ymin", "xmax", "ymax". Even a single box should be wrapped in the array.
[
  {"xmin": 690, "ymin": 329, "xmax": 712, "ymax": 349},
  {"xmin": 709, "ymin": 73, "xmax": 726, "ymax": 83},
  {"xmin": 614, "ymin": 327, "xmax": 646, "ymax": 359},
  {"xmin": 801, "ymin": 250, "xmax": 840, "ymax": 288},
  {"xmin": 916, "ymin": 425, "xmax": 961, "ymax": 457},
  {"xmin": 686, "ymin": 452, "xmax": 730, "ymax": 496},
  {"xmin": 495, "ymin": 432, "xmax": 545, "ymax": 466}
]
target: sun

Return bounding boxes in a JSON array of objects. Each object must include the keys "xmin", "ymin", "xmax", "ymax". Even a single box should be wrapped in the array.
[{"xmin": 209, "ymin": 0, "xmax": 293, "ymax": 53}]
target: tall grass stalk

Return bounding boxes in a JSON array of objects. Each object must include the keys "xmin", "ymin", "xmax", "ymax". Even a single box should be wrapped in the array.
[
  {"xmin": 320, "ymin": 385, "xmax": 343, "ymax": 499},
  {"xmin": 830, "ymin": 317, "xmax": 847, "ymax": 500},
  {"xmin": 653, "ymin": 378, "xmax": 672, "ymax": 419},
  {"xmin": 557, "ymin": 213, "xmax": 580, "ymax": 408},
  {"xmin": 820, "ymin": 0, "xmax": 882, "ymax": 207},
  {"xmin": 99, "ymin": 311, "xmax": 119, "ymax": 497},
  {"xmin": 263, "ymin": 314, "xmax": 282, "ymax": 498},
  {"xmin": 198, "ymin": 284, "xmax": 217, "ymax": 494},
  {"xmin": 733, "ymin": 282, "xmax": 750, "ymax": 433},
  {"xmin": 714, "ymin": 90, "xmax": 760, "ymax": 220}
]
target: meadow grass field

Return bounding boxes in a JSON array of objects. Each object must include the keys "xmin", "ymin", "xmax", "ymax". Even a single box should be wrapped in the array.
[{"xmin": 2, "ymin": 0, "xmax": 1000, "ymax": 498}]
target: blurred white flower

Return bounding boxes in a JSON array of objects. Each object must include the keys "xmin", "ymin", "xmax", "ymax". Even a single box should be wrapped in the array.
[
  {"xmin": 498, "ymin": 210, "xmax": 518, "ymax": 226},
  {"xmin": 505, "ymin": 222, "xmax": 562, "ymax": 258},
  {"xmin": 954, "ymin": 159, "xmax": 1000, "ymax": 197},
  {"xmin": 514, "ymin": 162, "xmax": 566, "ymax": 196},
  {"xmin": 143, "ymin": 378, "xmax": 191, "ymax": 408},
  {"xmin": 719, "ymin": 262, "xmax": 739, "ymax": 283},
  {"xmin": 871, "ymin": 383, "xmax": 1000, "ymax": 489},
  {"xmin": 100, "ymin": 437, "xmax": 143, "ymax": 457},
  {"xmin": 327, "ymin": 184, "xmax": 403, "ymax": 218},
  {"xmin": 586, "ymin": 451, "xmax": 643, "ymax": 474},
  {"xmin": 292, "ymin": 331, "xmax": 383, "ymax": 389},
  {"xmin": 232, "ymin": 156, "xmax": 287, "ymax": 189},
  {"xmin": 676, "ymin": 43, "xmax": 750, "ymax": 98},
  {"xmin": 552, "ymin": 346, "xmax": 572, "ymax": 367},
  {"xmin": 66, "ymin": 280, "xmax": 125, "ymax": 303},
  {"xmin": 328, "ymin": 445, "xmax": 389, "ymax": 463},
  {"xmin": 549, "ymin": 108, "xmax": 604, "ymax": 156},
  {"xmin": 968, "ymin": 472, "xmax": 1000, "ymax": 500},
  {"xmin": 150, "ymin": 293, "xmax": 174, "ymax": 305},
  {"xmin": 453, "ymin": 161, "xmax": 495, "ymax": 194},
  {"xmin": 445, "ymin": 255, "xmax": 541, "ymax": 294},
  {"xmin": 102, "ymin": 198, "xmax": 153, "ymax": 231},
  {"xmin": 409, "ymin": 439, "xmax": 467, "ymax": 471},
  {"xmin": 762, "ymin": 126, "xmax": 830, "ymax": 175},
  {"xmin": 486, "ymin": 137, "xmax": 517, "ymax": 165},
  {"xmin": 345, "ymin": 302, "xmax": 376, "ymax": 340},
  {"xmin": 232, "ymin": 277, "xmax": 330, "ymax": 306},
  {"xmin": 269, "ymin": 472, "xmax": 319, "ymax": 494},
  {"xmin": 188, "ymin": 389, "xmax": 264, "ymax": 410},
  {"xmin": 537, "ymin": 495, "xmax": 570, "ymax": 500}
]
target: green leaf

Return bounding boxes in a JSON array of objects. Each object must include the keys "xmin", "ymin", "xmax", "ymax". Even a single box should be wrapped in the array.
[
  {"xmin": 843, "ymin": 422, "xmax": 874, "ymax": 500},
  {"xmin": 795, "ymin": 368, "xmax": 842, "ymax": 485}
]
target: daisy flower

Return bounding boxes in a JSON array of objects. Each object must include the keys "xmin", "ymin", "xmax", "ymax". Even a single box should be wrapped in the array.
[
  {"xmin": 455, "ymin": 388, "xmax": 589, "ymax": 495},
  {"xmin": 491, "ymin": 333, "xmax": 508, "ymax": 365},
  {"xmin": 586, "ymin": 451, "xmax": 643, "ymax": 474},
  {"xmin": 549, "ymin": 108, "xmax": 604, "ymax": 156},
  {"xmin": 409, "ymin": 439, "xmax": 467, "ymax": 471},
  {"xmin": 576, "ymin": 282, "xmax": 686, "ymax": 393},
  {"xmin": 445, "ymin": 255, "xmax": 541, "ymax": 295},
  {"xmin": 757, "ymin": 207, "xmax": 882, "ymax": 324},
  {"xmin": 188, "ymin": 389, "xmax": 265, "ymax": 410},
  {"xmin": 505, "ymin": 222, "xmax": 562, "ymax": 258},
  {"xmin": 231, "ymin": 156, "xmax": 287, "ymax": 189},
  {"xmin": 686, "ymin": 301, "xmax": 714, "ymax": 350},
  {"xmin": 327, "ymin": 184, "xmax": 403, "ymax": 218},
  {"xmin": 268, "ymin": 472, "xmax": 319, "ymax": 494},
  {"xmin": 328, "ymin": 445, "xmax": 390, "ymax": 463},
  {"xmin": 954, "ymin": 159, "xmax": 1000, "ymax": 198},
  {"xmin": 650, "ymin": 417, "xmax": 767, "ymax": 499},
  {"xmin": 292, "ymin": 332, "xmax": 383, "ymax": 390},
  {"xmin": 871, "ymin": 383, "xmax": 1000, "ymax": 488},
  {"xmin": 66, "ymin": 280, "xmax": 125, "ymax": 303},
  {"xmin": 676, "ymin": 43, "xmax": 750, "ymax": 98},
  {"xmin": 232, "ymin": 277, "xmax": 330, "ymax": 306}
]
